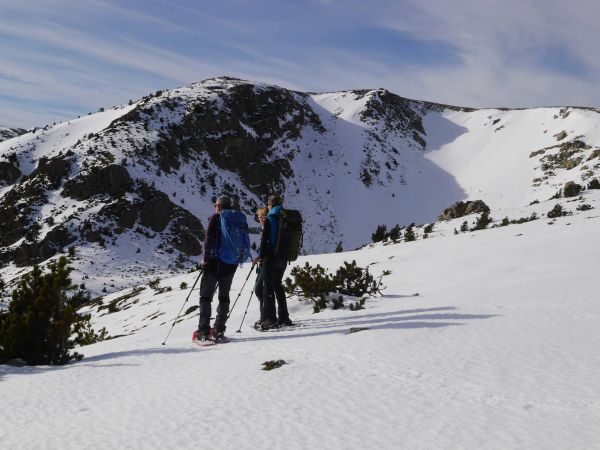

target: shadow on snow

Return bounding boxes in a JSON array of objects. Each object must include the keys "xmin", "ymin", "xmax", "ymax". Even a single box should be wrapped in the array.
[{"xmin": 235, "ymin": 306, "xmax": 497, "ymax": 343}]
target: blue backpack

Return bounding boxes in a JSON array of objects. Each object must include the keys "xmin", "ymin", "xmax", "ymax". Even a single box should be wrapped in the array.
[{"xmin": 219, "ymin": 210, "xmax": 251, "ymax": 265}]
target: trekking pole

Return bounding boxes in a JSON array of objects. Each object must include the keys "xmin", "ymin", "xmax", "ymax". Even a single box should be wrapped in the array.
[
  {"xmin": 161, "ymin": 268, "xmax": 204, "ymax": 345},
  {"xmin": 227, "ymin": 261, "xmax": 257, "ymax": 320},
  {"xmin": 236, "ymin": 289, "xmax": 256, "ymax": 333}
]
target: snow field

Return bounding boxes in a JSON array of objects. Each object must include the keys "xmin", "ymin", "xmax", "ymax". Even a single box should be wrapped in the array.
[{"xmin": 2, "ymin": 192, "xmax": 599, "ymax": 449}]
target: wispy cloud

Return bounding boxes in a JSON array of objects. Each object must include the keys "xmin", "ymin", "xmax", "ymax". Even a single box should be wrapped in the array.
[{"xmin": 1, "ymin": 0, "xmax": 599, "ymax": 127}]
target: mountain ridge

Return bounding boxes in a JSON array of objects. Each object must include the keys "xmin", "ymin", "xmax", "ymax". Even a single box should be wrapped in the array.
[{"xmin": 1, "ymin": 77, "xmax": 599, "ymax": 294}]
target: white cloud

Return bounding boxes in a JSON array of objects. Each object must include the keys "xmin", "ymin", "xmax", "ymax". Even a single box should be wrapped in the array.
[{"xmin": 1, "ymin": 0, "xmax": 600, "ymax": 127}]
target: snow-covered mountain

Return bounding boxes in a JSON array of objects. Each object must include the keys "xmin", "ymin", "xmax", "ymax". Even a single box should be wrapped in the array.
[
  {"xmin": 0, "ymin": 126, "xmax": 26, "ymax": 143},
  {"xmin": 1, "ymin": 77, "xmax": 600, "ymax": 294},
  {"xmin": 2, "ymin": 78, "xmax": 600, "ymax": 449}
]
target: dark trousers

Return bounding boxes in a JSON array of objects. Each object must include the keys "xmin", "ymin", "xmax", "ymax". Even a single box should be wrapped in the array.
[
  {"xmin": 198, "ymin": 260, "xmax": 236, "ymax": 333},
  {"xmin": 262, "ymin": 257, "xmax": 289, "ymax": 323},
  {"xmin": 254, "ymin": 267, "xmax": 265, "ymax": 322}
]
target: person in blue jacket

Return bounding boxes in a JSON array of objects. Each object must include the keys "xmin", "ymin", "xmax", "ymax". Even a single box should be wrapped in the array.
[
  {"xmin": 194, "ymin": 195, "xmax": 238, "ymax": 342},
  {"xmin": 255, "ymin": 195, "xmax": 293, "ymax": 330}
]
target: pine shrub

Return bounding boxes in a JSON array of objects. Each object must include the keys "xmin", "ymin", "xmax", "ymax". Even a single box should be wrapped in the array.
[
  {"xmin": 547, "ymin": 203, "xmax": 571, "ymax": 218},
  {"xmin": 587, "ymin": 178, "xmax": 600, "ymax": 189},
  {"xmin": 284, "ymin": 261, "xmax": 387, "ymax": 313},
  {"xmin": 404, "ymin": 224, "xmax": 416, "ymax": 241},
  {"xmin": 284, "ymin": 263, "xmax": 336, "ymax": 301},
  {"xmin": 471, "ymin": 211, "xmax": 492, "ymax": 231},
  {"xmin": 0, "ymin": 257, "xmax": 103, "ymax": 365},
  {"xmin": 388, "ymin": 224, "xmax": 402, "ymax": 242},
  {"xmin": 563, "ymin": 181, "xmax": 582, "ymax": 197},
  {"xmin": 333, "ymin": 260, "xmax": 380, "ymax": 297},
  {"xmin": 371, "ymin": 224, "xmax": 387, "ymax": 243},
  {"xmin": 576, "ymin": 203, "xmax": 593, "ymax": 211}
]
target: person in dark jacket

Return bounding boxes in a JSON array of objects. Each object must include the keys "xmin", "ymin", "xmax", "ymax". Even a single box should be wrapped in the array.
[
  {"xmin": 255, "ymin": 195, "xmax": 293, "ymax": 330},
  {"xmin": 252, "ymin": 207, "xmax": 268, "ymax": 327},
  {"xmin": 195, "ymin": 195, "xmax": 238, "ymax": 343}
]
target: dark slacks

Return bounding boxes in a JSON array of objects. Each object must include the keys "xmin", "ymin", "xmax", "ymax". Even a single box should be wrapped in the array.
[
  {"xmin": 254, "ymin": 267, "xmax": 265, "ymax": 322},
  {"xmin": 261, "ymin": 257, "xmax": 289, "ymax": 323},
  {"xmin": 198, "ymin": 260, "xmax": 236, "ymax": 333}
]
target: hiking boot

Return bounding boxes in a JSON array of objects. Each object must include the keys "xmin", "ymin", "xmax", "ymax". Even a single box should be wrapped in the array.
[
  {"xmin": 214, "ymin": 332, "xmax": 230, "ymax": 343},
  {"xmin": 193, "ymin": 330, "xmax": 212, "ymax": 342},
  {"xmin": 259, "ymin": 320, "xmax": 278, "ymax": 331},
  {"xmin": 278, "ymin": 318, "xmax": 294, "ymax": 327}
]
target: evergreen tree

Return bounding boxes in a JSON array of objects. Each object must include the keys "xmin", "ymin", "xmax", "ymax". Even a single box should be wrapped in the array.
[
  {"xmin": 547, "ymin": 203, "xmax": 569, "ymax": 218},
  {"xmin": 371, "ymin": 224, "xmax": 387, "ymax": 243},
  {"xmin": 404, "ymin": 224, "xmax": 416, "ymax": 242},
  {"xmin": 335, "ymin": 241, "xmax": 343, "ymax": 253},
  {"xmin": 471, "ymin": 211, "xmax": 492, "ymax": 231},
  {"xmin": 333, "ymin": 260, "xmax": 376, "ymax": 297},
  {"xmin": 388, "ymin": 224, "xmax": 402, "ymax": 242},
  {"xmin": 460, "ymin": 221, "xmax": 469, "ymax": 232},
  {"xmin": 588, "ymin": 178, "xmax": 600, "ymax": 189},
  {"xmin": 0, "ymin": 257, "xmax": 102, "ymax": 365}
]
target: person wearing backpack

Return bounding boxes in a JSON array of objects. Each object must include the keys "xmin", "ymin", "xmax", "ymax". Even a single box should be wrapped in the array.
[
  {"xmin": 257, "ymin": 195, "xmax": 294, "ymax": 330},
  {"xmin": 194, "ymin": 195, "xmax": 250, "ymax": 343}
]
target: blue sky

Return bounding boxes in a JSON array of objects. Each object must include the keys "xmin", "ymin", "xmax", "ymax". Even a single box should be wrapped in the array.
[{"xmin": 1, "ymin": 0, "xmax": 598, "ymax": 127}]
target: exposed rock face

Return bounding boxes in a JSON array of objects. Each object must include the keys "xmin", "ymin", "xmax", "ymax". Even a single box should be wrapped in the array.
[
  {"xmin": 0, "ymin": 126, "xmax": 26, "ymax": 142},
  {"xmin": 0, "ymin": 181, "xmax": 47, "ymax": 247},
  {"xmin": 32, "ymin": 155, "xmax": 73, "ymax": 188},
  {"xmin": 11, "ymin": 226, "xmax": 76, "ymax": 266},
  {"xmin": 438, "ymin": 200, "xmax": 490, "ymax": 221},
  {"xmin": 98, "ymin": 199, "xmax": 138, "ymax": 232},
  {"xmin": 141, "ymin": 82, "xmax": 324, "ymax": 199},
  {"xmin": 62, "ymin": 164, "xmax": 132, "ymax": 200},
  {"xmin": 170, "ymin": 212, "xmax": 204, "ymax": 256},
  {"xmin": 97, "ymin": 185, "xmax": 204, "ymax": 255},
  {"xmin": 0, "ymin": 162, "xmax": 21, "ymax": 185},
  {"xmin": 139, "ymin": 189, "xmax": 176, "ymax": 232}
]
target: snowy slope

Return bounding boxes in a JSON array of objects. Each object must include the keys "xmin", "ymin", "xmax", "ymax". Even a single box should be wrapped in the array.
[
  {"xmin": 423, "ymin": 107, "xmax": 600, "ymax": 210},
  {"xmin": 1, "ymin": 79, "xmax": 600, "ymax": 297},
  {"xmin": 1, "ymin": 189, "xmax": 599, "ymax": 449}
]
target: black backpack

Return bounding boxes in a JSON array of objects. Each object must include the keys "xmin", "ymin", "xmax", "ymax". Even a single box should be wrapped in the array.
[{"xmin": 274, "ymin": 208, "xmax": 303, "ymax": 261}]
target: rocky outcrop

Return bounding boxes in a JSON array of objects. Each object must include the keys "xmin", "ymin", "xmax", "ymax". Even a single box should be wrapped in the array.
[
  {"xmin": 0, "ymin": 126, "xmax": 26, "ymax": 142},
  {"xmin": 147, "ymin": 82, "xmax": 324, "ymax": 198},
  {"xmin": 98, "ymin": 199, "xmax": 138, "ymax": 232},
  {"xmin": 11, "ymin": 226, "xmax": 76, "ymax": 267},
  {"xmin": 438, "ymin": 200, "xmax": 490, "ymax": 221},
  {"xmin": 0, "ymin": 181, "xmax": 47, "ymax": 247},
  {"xmin": 0, "ymin": 162, "xmax": 21, "ymax": 185},
  {"xmin": 62, "ymin": 164, "xmax": 132, "ymax": 200},
  {"xmin": 170, "ymin": 212, "xmax": 204, "ymax": 256},
  {"xmin": 31, "ymin": 154, "xmax": 73, "ymax": 188}
]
